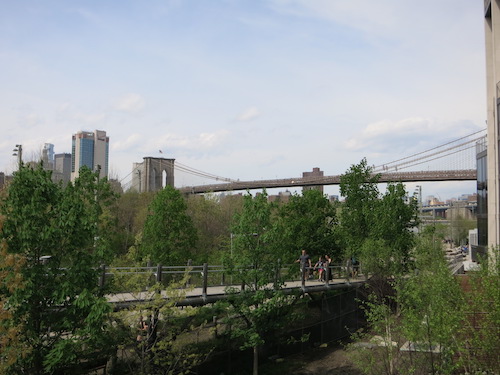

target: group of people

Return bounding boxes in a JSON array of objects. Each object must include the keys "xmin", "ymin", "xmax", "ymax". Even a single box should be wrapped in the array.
[
  {"xmin": 296, "ymin": 249, "xmax": 332, "ymax": 281},
  {"xmin": 296, "ymin": 250, "xmax": 361, "ymax": 280}
]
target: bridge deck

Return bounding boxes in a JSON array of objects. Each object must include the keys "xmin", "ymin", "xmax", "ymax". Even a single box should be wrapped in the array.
[
  {"xmin": 108, "ymin": 277, "xmax": 367, "ymax": 309},
  {"xmin": 180, "ymin": 169, "xmax": 476, "ymax": 194}
]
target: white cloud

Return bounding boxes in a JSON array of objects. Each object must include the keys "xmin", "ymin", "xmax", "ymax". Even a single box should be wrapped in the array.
[
  {"xmin": 345, "ymin": 117, "xmax": 482, "ymax": 154},
  {"xmin": 112, "ymin": 133, "xmax": 143, "ymax": 152},
  {"xmin": 55, "ymin": 102, "xmax": 107, "ymax": 125},
  {"xmin": 18, "ymin": 113, "xmax": 44, "ymax": 128},
  {"xmin": 113, "ymin": 93, "xmax": 146, "ymax": 113},
  {"xmin": 141, "ymin": 130, "xmax": 229, "ymax": 155},
  {"xmin": 236, "ymin": 107, "xmax": 260, "ymax": 122}
]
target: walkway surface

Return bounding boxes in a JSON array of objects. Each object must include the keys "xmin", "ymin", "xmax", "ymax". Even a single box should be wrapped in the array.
[{"xmin": 107, "ymin": 276, "xmax": 367, "ymax": 308}]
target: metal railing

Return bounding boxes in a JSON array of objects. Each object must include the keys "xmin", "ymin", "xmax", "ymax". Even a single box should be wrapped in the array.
[{"xmin": 99, "ymin": 261, "xmax": 365, "ymax": 296}]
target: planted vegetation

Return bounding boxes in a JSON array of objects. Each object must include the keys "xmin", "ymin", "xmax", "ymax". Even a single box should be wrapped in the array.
[{"xmin": 0, "ymin": 160, "xmax": 498, "ymax": 374}]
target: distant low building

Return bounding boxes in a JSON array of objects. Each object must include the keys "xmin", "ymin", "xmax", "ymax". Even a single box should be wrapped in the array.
[
  {"xmin": 302, "ymin": 167, "xmax": 324, "ymax": 194},
  {"xmin": 268, "ymin": 190, "xmax": 292, "ymax": 203}
]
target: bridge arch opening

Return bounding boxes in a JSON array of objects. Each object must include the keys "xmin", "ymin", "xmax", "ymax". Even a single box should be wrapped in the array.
[{"xmin": 162, "ymin": 170, "xmax": 167, "ymax": 189}]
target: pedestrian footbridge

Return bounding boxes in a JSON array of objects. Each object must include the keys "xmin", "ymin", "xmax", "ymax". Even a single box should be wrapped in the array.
[{"xmin": 101, "ymin": 263, "xmax": 368, "ymax": 309}]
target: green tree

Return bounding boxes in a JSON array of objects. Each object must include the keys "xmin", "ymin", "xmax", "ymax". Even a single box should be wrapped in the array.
[
  {"xmin": 186, "ymin": 194, "xmax": 236, "ymax": 264},
  {"xmin": 460, "ymin": 250, "xmax": 500, "ymax": 373},
  {"xmin": 0, "ymin": 165, "xmax": 113, "ymax": 374},
  {"xmin": 111, "ymin": 273, "xmax": 209, "ymax": 375},
  {"xmin": 108, "ymin": 190, "xmax": 155, "ymax": 257},
  {"xmin": 222, "ymin": 191, "xmax": 303, "ymax": 375},
  {"xmin": 448, "ymin": 213, "xmax": 476, "ymax": 247},
  {"xmin": 338, "ymin": 158, "xmax": 380, "ymax": 260},
  {"xmin": 361, "ymin": 183, "xmax": 418, "ymax": 277},
  {"xmin": 397, "ymin": 237, "xmax": 465, "ymax": 374},
  {"xmin": 349, "ymin": 236, "xmax": 465, "ymax": 375},
  {"xmin": 141, "ymin": 186, "xmax": 197, "ymax": 265},
  {"xmin": 273, "ymin": 189, "xmax": 339, "ymax": 262},
  {"xmin": 338, "ymin": 159, "xmax": 418, "ymax": 277}
]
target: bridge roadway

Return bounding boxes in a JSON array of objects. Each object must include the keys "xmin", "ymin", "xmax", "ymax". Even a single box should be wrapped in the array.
[
  {"xmin": 107, "ymin": 276, "xmax": 367, "ymax": 309},
  {"xmin": 180, "ymin": 169, "xmax": 476, "ymax": 194}
]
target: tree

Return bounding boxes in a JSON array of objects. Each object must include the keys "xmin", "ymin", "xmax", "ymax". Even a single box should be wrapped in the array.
[
  {"xmin": 0, "ymin": 165, "xmax": 114, "ymax": 374},
  {"xmin": 0, "ymin": 227, "xmax": 26, "ymax": 374},
  {"xmin": 361, "ymin": 183, "xmax": 419, "ymax": 277},
  {"xmin": 348, "ymin": 236, "xmax": 465, "ymax": 375},
  {"xmin": 396, "ymin": 236, "xmax": 465, "ymax": 374},
  {"xmin": 448, "ymin": 213, "xmax": 476, "ymax": 247},
  {"xmin": 108, "ymin": 190, "xmax": 155, "ymax": 257},
  {"xmin": 460, "ymin": 250, "xmax": 500, "ymax": 373},
  {"xmin": 141, "ymin": 185, "xmax": 197, "ymax": 265},
  {"xmin": 221, "ymin": 191, "xmax": 303, "ymax": 375},
  {"xmin": 186, "ymin": 194, "xmax": 235, "ymax": 264},
  {"xmin": 338, "ymin": 159, "xmax": 418, "ymax": 277},
  {"xmin": 273, "ymin": 189, "xmax": 339, "ymax": 262},
  {"xmin": 111, "ymin": 274, "xmax": 209, "ymax": 375},
  {"xmin": 338, "ymin": 158, "xmax": 380, "ymax": 261}
]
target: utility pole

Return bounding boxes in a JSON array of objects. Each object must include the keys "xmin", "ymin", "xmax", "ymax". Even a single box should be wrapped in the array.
[{"xmin": 12, "ymin": 144, "xmax": 22, "ymax": 169}]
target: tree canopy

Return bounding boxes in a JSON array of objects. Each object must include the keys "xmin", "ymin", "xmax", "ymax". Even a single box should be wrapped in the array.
[
  {"xmin": 0, "ymin": 165, "xmax": 114, "ymax": 374},
  {"xmin": 140, "ymin": 185, "xmax": 197, "ymax": 265}
]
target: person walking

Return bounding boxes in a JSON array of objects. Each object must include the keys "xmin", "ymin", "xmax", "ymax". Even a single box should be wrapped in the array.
[
  {"xmin": 296, "ymin": 249, "xmax": 312, "ymax": 280},
  {"xmin": 314, "ymin": 256, "xmax": 325, "ymax": 281}
]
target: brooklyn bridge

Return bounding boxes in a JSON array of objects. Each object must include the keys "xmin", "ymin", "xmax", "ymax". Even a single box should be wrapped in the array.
[{"xmin": 123, "ymin": 129, "xmax": 485, "ymax": 194}]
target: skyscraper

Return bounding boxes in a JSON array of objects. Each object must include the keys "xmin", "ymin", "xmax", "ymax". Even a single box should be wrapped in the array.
[
  {"xmin": 71, "ymin": 130, "xmax": 109, "ymax": 181},
  {"xmin": 42, "ymin": 143, "xmax": 55, "ymax": 170},
  {"xmin": 54, "ymin": 153, "xmax": 72, "ymax": 184},
  {"xmin": 484, "ymin": 0, "xmax": 500, "ymax": 259}
]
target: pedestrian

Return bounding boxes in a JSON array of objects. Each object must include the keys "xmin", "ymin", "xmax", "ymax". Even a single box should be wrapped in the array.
[
  {"xmin": 296, "ymin": 249, "xmax": 312, "ymax": 280},
  {"xmin": 351, "ymin": 256, "xmax": 359, "ymax": 277},
  {"xmin": 314, "ymin": 256, "xmax": 325, "ymax": 281},
  {"xmin": 136, "ymin": 315, "xmax": 148, "ymax": 342},
  {"xmin": 324, "ymin": 255, "xmax": 332, "ymax": 280}
]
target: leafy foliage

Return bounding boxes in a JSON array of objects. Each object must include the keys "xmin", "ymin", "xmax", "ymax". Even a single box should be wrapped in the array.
[
  {"xmin": 112, "ymin": 273, "xmax": 209, "ymax": 375},
  {"xmin": 222, "ymin": 191, "xmax": 304, "ymax": 375},
  {"xmin": 349, "ymin": 236, "xmax": 466, "ymax": 375},
  {"xmin": 338, "ymin": 158, "xmax": 380, "ymax": 258},
  {"xmin": 397, "ymin": 237, "xmax": 465, "ymax": 374},
  {"xmin": 0, "ymin": 165, "xmax": 115, "ymax": 374},
  {"xmin": 141, "ymin": 185, "xmax": 197, "ymax": 265},
  {"xmin": 460, "ymin": 250, "xmax": 500, "ymax": 373},
  {"xmin": 186, "ymin": 193, "xmax": 240, "ymax": 264},
  {"xmin": 273, "ymin": 189, "xmax": 339, "ymax": 262},
  {"xmin": 338, "ymin": 159, "xmax": 418, "ymax": 277}
]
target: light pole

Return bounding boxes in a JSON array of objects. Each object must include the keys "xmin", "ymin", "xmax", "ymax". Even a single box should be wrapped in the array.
[{"xmin": 12, "ymin": 144, "xmax": 22, "ymax": 169}]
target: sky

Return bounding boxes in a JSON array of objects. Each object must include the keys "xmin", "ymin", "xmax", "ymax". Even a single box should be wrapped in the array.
[{"xmin": 0, "ymin": 0, "xmax": 487, "ymax": 200}]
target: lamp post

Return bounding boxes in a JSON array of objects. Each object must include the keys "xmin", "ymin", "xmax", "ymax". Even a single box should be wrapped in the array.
[{"xmin": 12, "ymin": 144, "xmax": 22, "ymax": 169}]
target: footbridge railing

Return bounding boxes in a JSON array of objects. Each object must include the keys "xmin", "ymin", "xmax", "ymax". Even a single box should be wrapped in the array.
[{"xmin": 101, "ymin": 262, "xmax": 367, "ymax": 308}]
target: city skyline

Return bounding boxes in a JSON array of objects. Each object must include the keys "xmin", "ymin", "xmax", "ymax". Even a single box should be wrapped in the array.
[{"xmin": 0, "ymin": 1, "xmax": 484, "ymax": 199}]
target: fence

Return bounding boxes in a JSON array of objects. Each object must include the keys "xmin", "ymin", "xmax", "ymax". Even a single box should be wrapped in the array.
[{"xmin": 98, "ymin": 261, "xmax": 365, "ymax": 296}]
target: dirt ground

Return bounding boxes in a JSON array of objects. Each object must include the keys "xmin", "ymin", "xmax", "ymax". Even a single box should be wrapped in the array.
[{"xmin": 284, "ymin": 345, "xmax": 364, "ymax": 375}]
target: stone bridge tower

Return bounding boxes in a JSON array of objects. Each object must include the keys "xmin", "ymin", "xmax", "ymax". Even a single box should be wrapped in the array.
[{"xmin": 132, "ymin": 157, "xmax": 175, "ymax": 192}]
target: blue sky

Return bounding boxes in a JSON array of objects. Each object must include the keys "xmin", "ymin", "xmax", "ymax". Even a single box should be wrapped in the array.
[{"xmin": 0, "ymin": 0, "xmax": 486, "ymax": 199}]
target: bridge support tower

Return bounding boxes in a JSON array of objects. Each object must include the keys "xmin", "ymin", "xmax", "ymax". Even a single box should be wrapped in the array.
[{"xmin": 132, "ymin": 157, "xmax": 175, "ymax": 193}]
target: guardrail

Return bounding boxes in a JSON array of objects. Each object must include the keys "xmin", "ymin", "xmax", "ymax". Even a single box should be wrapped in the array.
[{"xmin": 98, "ymin": 261, "xmax": 365, "ymax": 295}]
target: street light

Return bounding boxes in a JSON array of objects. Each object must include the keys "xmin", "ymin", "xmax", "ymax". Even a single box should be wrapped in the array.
[{"xmin": 12, "ymin": 144, "xmax": 22, "ymax": 169}]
